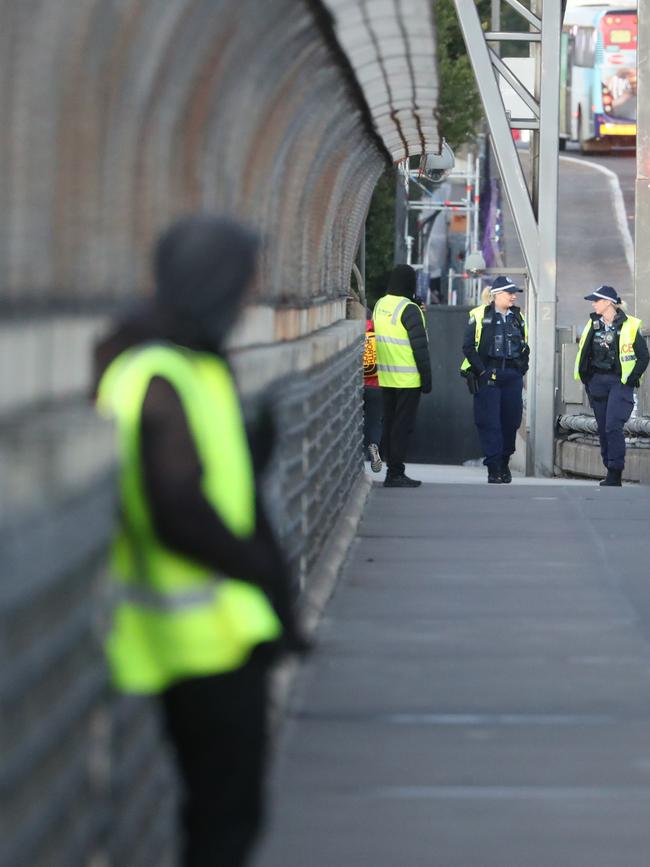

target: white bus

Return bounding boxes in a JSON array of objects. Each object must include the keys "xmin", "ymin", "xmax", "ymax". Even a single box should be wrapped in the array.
[{"xmin": 560, "ymin": 0, "xmax": 637, "ymax": 151}]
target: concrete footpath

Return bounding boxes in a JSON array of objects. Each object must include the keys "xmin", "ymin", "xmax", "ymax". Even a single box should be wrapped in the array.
[{"xmin": 255, "ymin": 466, "xmax": 650, "ymax": 867}]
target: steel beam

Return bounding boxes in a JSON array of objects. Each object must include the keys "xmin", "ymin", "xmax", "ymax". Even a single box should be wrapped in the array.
[
  {"xmin": 532, "ymin": 0, "xmax": 561, "ymax": 477},
  {"xmin": 488, "ymin": 49, "xmax": 540, "ymax": 117},
  {"xmin": 510, "ymin": 119, "xmax": 540, "ymax": 130},
  {"xmin": 491, "ymin": 0, "xmax": 501, "ymax": 30},
  {"xmin": 485, "ymin": 31, "xmax": 542, "ymax": 41},
  {"xmin": 491, "ymin": 0, "xmax": 501, "ymax": 57},
  {"xmin": 636, "ymin": 0, "xmax": 650, "ymax": 325}
]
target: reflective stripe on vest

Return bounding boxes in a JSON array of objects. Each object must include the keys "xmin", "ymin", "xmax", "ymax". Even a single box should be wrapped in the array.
[
  {"xmin": 97, "ymin": 345, "xmax": 281, "ymax": 694},
  {"xmin": 116, "ymin": 582, "xmax": 217, "ymax": 611},
  {"xmin": 574, "ymin": 315, "xmax": 643, "ymax": 384},
  {"xmin": 377, "ymin": 336, "xmax": 411, "ymax": 346},
  {"xmin": 460, "ymin": 304, "xmax": 528, "ymax": 372},
  {"xmin": 372, "ymin": 294, "xmax": 425, "ymax": 387}
]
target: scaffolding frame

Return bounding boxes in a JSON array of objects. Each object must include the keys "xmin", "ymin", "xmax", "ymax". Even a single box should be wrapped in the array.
[{"xmin": 401, "ymin": 153, "xmax": 482, "ymax": 305}]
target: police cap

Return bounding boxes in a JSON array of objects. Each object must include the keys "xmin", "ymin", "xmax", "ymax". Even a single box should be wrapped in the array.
[
  {"xmin": 490, "ymin": 275, "xmax": 523, "ymax": 294},
  {"xmin": 583, "ymin": 285, "xmax": 621, "ymax": 304}
]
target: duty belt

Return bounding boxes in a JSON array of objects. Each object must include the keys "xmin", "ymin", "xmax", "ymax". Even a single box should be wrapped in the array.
[{"xmin": 487, "ymin": 358, "xmax": 520, "ymax": 369}]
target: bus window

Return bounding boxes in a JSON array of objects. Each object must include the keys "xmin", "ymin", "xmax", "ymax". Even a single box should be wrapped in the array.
[{"xmin": 574, "ymin": 26, "xmax": 596, "ymax": 67}]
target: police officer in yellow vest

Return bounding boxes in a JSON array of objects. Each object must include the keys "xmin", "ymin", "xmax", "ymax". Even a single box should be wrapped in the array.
[
  {"xmin": 461, "ymin": 276, "xmax": 529, "ymax": 483},
  {"xmin": 575, "ymin": 284, "xmax": 649, "ymax": 486},
  {"xmin": 94, "ymin": 215, "xmax": 308, "ymax": 867},
  {"xmin": 373, "ymin": 264, "xmax": 432, "ymax": 487}
]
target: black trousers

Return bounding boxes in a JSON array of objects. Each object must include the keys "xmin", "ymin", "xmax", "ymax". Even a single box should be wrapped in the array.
[
  {"xmin": 380, "ymin": 387, "xmax": 421, "ymax": 476},
  {"xmin": 160, "ymin": 658, "xmax": 269, "ymax": 867},
  {"xmin": 472, "ymin": 368, "xmax": 523, "ymax": 469},
  {"xmin": 587, "ymin": 372, "xmax": 635, "ymax": 470}
]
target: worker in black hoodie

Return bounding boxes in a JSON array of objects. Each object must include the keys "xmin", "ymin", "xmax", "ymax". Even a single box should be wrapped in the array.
[
  {"xmin": 93, "ymin": 214, "xmax": 309, "ymax": 867},
  {"xmin": 373, "ymin": 264, "xmax": 432, "ymax": 487}
]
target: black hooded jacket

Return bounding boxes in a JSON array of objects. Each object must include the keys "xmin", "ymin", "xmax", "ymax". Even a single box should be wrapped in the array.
[
  {"xmin": 93, "ymin": 216, "xmax": 304, "ymax": 651},
  {"xmin": 380, "ymin": 264, "xmax": 432, "ymax": 392}
]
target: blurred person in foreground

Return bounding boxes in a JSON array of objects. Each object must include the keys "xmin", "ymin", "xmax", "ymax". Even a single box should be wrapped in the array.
[
  {"xmin": 93, "ymin": 213, "xmax": 309, "ymax": 867},
  {"xmin": 575, "ymin": 284, "xmax": 648, "ymax": 486},
  {"xmin": 373, "ymin": 264, "xmax": 432, "ymax": 487}
]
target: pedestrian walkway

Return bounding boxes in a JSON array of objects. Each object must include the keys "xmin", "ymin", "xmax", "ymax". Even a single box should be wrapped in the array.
[{"xmin": 255, "ymin": 470, "xmax": 650, "ymax": 867}]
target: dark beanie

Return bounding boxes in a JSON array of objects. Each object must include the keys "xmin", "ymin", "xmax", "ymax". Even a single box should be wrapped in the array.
[
  {"xmin": 388, "ymin": 264, "xmax": 416, "ymax": 298},
  {"xmin": 153, "ymin": 213, "xmax": 259, "ymax": 351},
  {"xmin": 154, "ymin": 213, "xmax": 259, "ymax": 316}
]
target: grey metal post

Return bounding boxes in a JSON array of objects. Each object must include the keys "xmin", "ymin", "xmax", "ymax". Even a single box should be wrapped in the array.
[
  {"xmin": 532, "ymin": 0, "xmax": 561, "ymax": 477},
  {"xmin": 492, "ymin": 0, "xmax": 501, "ymax": 56},
  {"xmin": 491, "ymin": 0, "xmax": 500, "ymax": 30},
  {"xmin": 529, "ymin": 0, "xmax": 542, "ymax": 214},
  {"xmin": 636, "ymin": 1, "xmax": 650, "ymax": 324},
  {"xmin": 465, "ymin": 151, "xmax": 473, "ymax": 276},
  {"xmin": 526, "ymin": 3, "xmax": 541, "ymax": 476},
  {"xmin": 394, "ymin": 168, "xmax": 408, "ymax": 264}
]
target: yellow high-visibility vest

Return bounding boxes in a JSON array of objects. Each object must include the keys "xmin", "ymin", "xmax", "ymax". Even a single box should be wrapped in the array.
[
  {"xmin": 574, "ymin": 315, "xmax": 642, "ymax": 384},
  {"xmin": 372, "ymin": 294, "xmax": 425, "ymax": 387},
  {"xmin": 460, "ymin": 304, "xmax": 528, "ymax": 372},
  {"xmin": 97, "ymin": 344, "xmax": 281, "ymax": 694}
]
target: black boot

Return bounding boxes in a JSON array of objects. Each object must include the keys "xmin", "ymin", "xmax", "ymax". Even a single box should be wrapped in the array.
[
  {"xmin": 487, "ymin": 464, "xmax": 504, "ymax": 484},
  {"xmin": 599, "ymin": 468, "xmax": 622, "ymax": 487},
  {"xmin": 501, "ymin": 457, "xmax": 512, "ymax": 484}
]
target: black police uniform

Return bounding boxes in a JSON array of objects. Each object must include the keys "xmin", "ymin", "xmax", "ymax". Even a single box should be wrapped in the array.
[
  {"xmin": 576, "ymin": 310, "xmax": 649, "ymax": 472},
  {"xmin": 462, "ymin": 303, "xmax": 529, "ymax": 481}
]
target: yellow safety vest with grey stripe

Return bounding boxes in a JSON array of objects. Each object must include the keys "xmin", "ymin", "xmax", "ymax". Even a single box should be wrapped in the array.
[
  {"xmin": 460, "ymin": 304, "xmax": 528, "ymax": 372},
  {"xmin": 574, "ymin": 315, "xmax": 643, "ymax": 384},
  {"xmin": 96, "ymin": 344, "xmax": 281, "ymax": 694},
  {"xmin": 372, "ymin": 294, "xmax": 426, "ymax": 387}
]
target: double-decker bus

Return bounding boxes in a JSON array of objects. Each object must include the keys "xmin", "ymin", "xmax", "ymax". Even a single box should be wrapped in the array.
[{"xmin": 560, "ymin": 0, "xmax": 637, "ymax": 152}]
